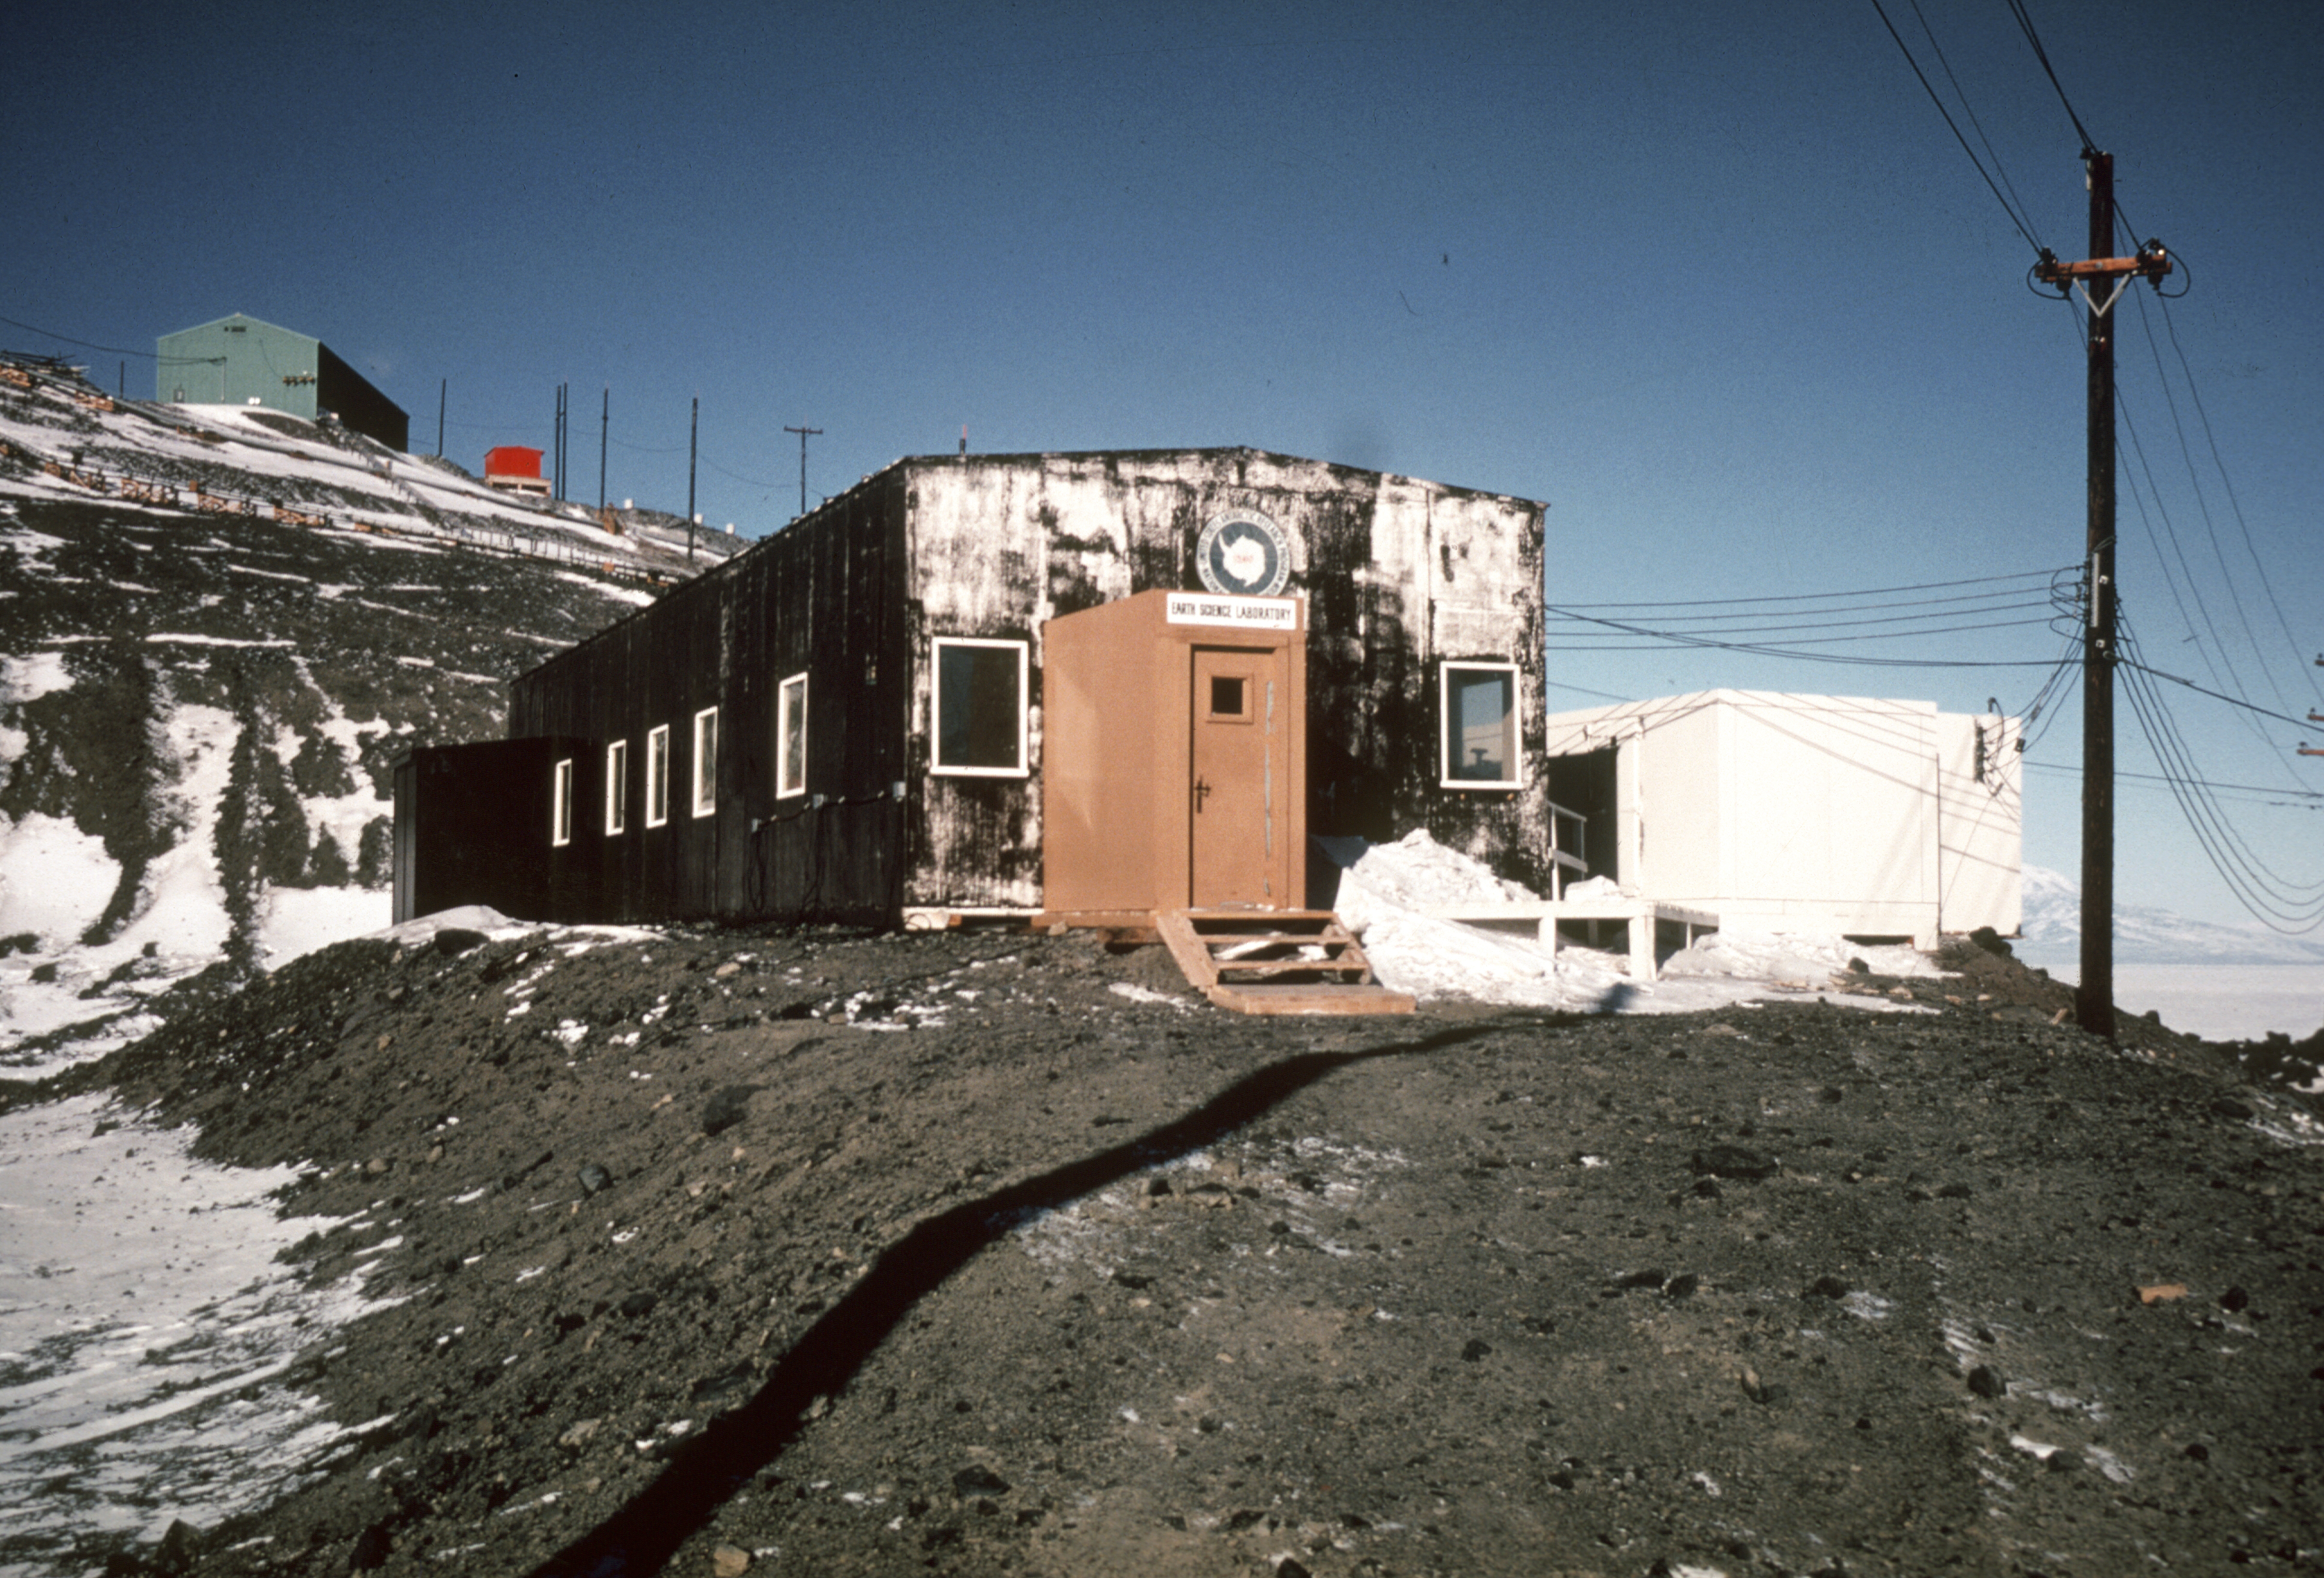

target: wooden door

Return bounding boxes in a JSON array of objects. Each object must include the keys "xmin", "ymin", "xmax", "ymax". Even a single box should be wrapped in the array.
[{"xmin": 1189, "ymin": 646, "xmax": 1278, "ymax": 906}]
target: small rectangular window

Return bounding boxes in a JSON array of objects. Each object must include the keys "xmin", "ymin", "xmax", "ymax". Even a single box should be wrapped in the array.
[
  {"xmin": 605, "ymin": 739, "xmax": 629, "ymax": 836},
  {"xmin": 931, "ymin": 638, "xmax": 1028, "ymax": 776},
  {"xmin": 551, "ymin": 757, "xmax": 574, "ymax": 846},
  {"xmin": 692, "ymin": 706, "xmax": 719, "ymax": 818},
  {"xmin": 1441, "ymin": 662, "xmax": 1521, "ymax": 789},
  {"xmin": 646, "ymin": 724, "xmax": 670, "ymax": 827},
  {"xmin": 776, "ymin": 673, "xmax": 808, "ymax": 798}
]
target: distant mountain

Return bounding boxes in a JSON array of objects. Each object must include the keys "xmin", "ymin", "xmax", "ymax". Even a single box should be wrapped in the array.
[
  {"xmin": 2018, "ymin": 864, "xmax": 2324, "ymax": 966},
  {"xmin": 0, "ymin": 354, "xmax": 738, "ymax": 1074}
]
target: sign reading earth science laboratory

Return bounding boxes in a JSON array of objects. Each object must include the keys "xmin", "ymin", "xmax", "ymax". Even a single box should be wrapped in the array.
[
  {"xmin": 1163, "ymin": 592, "xmax": 1299, "ymax": 630},
  {"xmin": 1195, "ymin": 508, "xmax": 1292, "ymax": 598}
]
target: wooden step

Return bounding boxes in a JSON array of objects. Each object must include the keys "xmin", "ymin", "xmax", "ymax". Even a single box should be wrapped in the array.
[{"xmin": 1153, "ymin": 909, "xmax": 1415, "ymax": 1016}]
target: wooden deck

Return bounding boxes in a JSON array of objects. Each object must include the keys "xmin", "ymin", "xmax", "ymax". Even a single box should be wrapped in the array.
[
  {"xmin": 1413, "ymin": 898, "xmax": 1717, "ymax": 982},
  {"xmin": 1153, "ymin": 909, "xmax": 1416, "ymax": 1015}
]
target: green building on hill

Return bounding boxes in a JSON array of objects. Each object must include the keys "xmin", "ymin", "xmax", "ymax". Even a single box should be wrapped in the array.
[{"xmin": 156, "ymin": 311, "xmax": 408, "ymax": 451}]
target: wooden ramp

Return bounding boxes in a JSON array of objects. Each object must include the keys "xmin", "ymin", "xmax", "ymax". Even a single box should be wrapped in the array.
[{"xmin": 1154, "ymin": 909, "xmax": 1416, "ymax": 1016}]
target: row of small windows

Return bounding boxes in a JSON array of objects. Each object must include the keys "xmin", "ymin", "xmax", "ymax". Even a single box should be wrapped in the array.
[
  {"xmin": 552, "ymin": 708, "xmax": 722, "ymax": 847},
  {"xmin": 551, "ymin": 646, "xmax": 1519, "ymax": 845}
]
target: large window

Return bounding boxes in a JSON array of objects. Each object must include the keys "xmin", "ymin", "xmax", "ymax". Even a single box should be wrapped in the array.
[
  {"xmin": 692, "ymin": 707, "xmax": 719, "ymax": 818},
  {"xmin": 931, "ymin": 638, "xmax": 1028, "ymax": 776},
  {"xmin": 646, "ymin": 724, "xmax": 670, "ymax": 827},
  {"xmin": 1441, "ymin": 662, "xmax": 1521, "ymax": 789},
  {"xmin": 551, "ymin": 757, "xmax": 574, "ymax": 846},
  {"xmin": 776, "ymin": 673, "xmax": 808, "ymax": 799},
  {"xmin": 604, "ymin": 738, "xmax": 629, "ymax": 836}
]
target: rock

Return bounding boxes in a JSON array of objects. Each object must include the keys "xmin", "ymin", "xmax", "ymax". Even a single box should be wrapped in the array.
[
  {"xmin": 578, "ymin": 1162, "xmax": 613, "ymax": 1196},
  {"xmin": 1805, "ymin": 1274, "xmax": 1849, "ymax": 1299},
  {"xmin": 557, "ymin": 1418, "xmax": 601, "ymax": 1451},
  {"xmin": 2212, "ymin": 1096, "xmax": 2255, "ymax": 1121},
  {"xmin": 1663, "ymin": 1271, "xmax": 1700, "ymax": 1298},
  {"xmin": 1966, "ymin": 1364, "xmax": 2006, "ymax": 1399},
  {"xmin": 1461, "ymin": 1338, "xmax": 1492, "ymax": 1362},
  {"xmin": 2219, "ymin": 1285, "xmax": 2251, "ymax": 1312},
  {"xmin": 350, "ymin": 1520, "xmax": 394, "ymax": 1572},
  {"xmin": 431, "ymin": 928, "xmax": 487, "ymax": 956},
  {"xmin": 711, "ymin": 1544, "xmax": 751, "ymax": 1576},
  {"xmin": 149, "ymin": 1519, "xmax": 202, "ymax": 1576},
  {"xmin": 618, "ymin": 1291, "xmax": 659, "ymax": 1319},
  {"xmin": 1691, "ymin": 1144, "xmax": 1777, "ymax": 1181},
  {"xmin": 952, "ymin": 1464, "xmax": 1009, "ymax": 1497},
  {"xmin": 702, "ymin": 1085, "xmax": 759, "ymax": 1136},
  {"xmin": 1611, "ymin": 1269, "xmax": 1666, "ymax": 1291},
  {"xmin": 1274, "ymin": 1559, "xmax": 1313, "ymax": 1578}
]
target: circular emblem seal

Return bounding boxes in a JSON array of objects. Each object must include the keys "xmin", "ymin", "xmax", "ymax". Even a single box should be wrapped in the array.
[{"xmin": 1195, "ymin": 508, "xmax": 1291, "ymax": 598}]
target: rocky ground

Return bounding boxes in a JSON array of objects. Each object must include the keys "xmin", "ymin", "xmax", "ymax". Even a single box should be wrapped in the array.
[{"xmin": 9, "ymin": 922, "xmax": 2315, "ymax": 1578}]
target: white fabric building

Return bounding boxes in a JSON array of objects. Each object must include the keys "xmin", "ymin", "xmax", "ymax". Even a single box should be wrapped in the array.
[{"xmin": 1539, "ymin": 690, "xmax": 2021, "ymax": 950}]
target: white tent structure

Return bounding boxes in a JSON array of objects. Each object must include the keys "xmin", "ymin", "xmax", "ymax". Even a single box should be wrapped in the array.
[{"xmin": 1539, "ymin": 690, "xmax": 2021, "ymax": 950}]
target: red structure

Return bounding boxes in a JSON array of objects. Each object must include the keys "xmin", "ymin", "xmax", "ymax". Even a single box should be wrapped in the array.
[{"xmin": 483, "ymin": 446, "xmax": 549, "ymax": 496}]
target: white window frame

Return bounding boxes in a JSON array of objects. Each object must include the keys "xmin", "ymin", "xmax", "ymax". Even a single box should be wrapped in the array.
[
  {"xmin": 551, "ymin": 757, "xmax": 574, "ymax": 846},
  {"xmin": 1439, "ymin": 661, "xmax": 1523, "ymax": 790},
  {"xmin": 645, "ymin": 724, "xmax": 670, "ymax": 828},
  {"xmin": 691, "ymin": 706, "xmax": 719, "ymax": 819},
  {"xmin": 930, "ymin": 636, "xmax": 1030, "ymax": 778},
  {"xmin": 776, "ymin": 672, "xmax": 809, "ymax": 799},
  {"xmin": 604, "ymin": 738, "xmax": 629, "ymax": 836}
]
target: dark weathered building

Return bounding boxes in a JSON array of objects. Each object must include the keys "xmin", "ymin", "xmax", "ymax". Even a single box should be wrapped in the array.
[{"xmin": 394, "ymin": 447, "xmax": 1548, "ymax": 926}]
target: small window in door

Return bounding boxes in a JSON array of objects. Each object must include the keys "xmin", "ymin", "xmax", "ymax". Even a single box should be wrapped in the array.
[
  {"xmin": 551, "ymin": 758, "xmax": 574, "ymax": 846},
  {"xmin": 776, "ymin": 673, "xmax": 808, "ymax": 798},
  {"xmin": 645, "ymin": 725, "xmax": 670, "ymax": 827},
  {"xmin": 931, "ymin": 638, "xmax": 1028, "ymax": 776},
  {"xmin": 605, "ymin": 738, "xmax": 628, "ymax": 835},
  {"xmin": 1208, "ymin": 675, "xmax": 1246, "ymax": 717},
  {"xmin": 1441, "ymin": 662, "xmax": 1522, "ymax": 789}
]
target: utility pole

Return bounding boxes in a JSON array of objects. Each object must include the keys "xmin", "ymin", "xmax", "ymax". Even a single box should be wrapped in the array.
[
  {"xmin": 2033, "ymin": 152, "xmax": 2171, "ymax": 1040},
  {"xmin": 553, "ymin": 383, "xmax": 567, "ymax": 501},
  {"xmin": 687, "ymin": 395, "xmax": 699, "ymax": 563},
  {"xmin": 437, "ymin": 378, "xmax": 446, "ymax": 458},
  {"xmin": 599, "ymin": 386, "xmax": 609, "ymax": 512},
  {"xmin": 784, "ymin": 424, "xmax": 822, "ymax": 518}
]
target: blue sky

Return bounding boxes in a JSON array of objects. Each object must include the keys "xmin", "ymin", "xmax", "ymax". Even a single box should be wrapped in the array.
[{"xmin": 5, "ymin": 0, "xmax": 2319, "ymax": 932}]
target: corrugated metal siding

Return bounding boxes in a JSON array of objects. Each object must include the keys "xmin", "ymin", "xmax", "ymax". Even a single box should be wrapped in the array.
[{"xmin": 157, "ymin": 313, "xmax": 320, "ymax": 414}]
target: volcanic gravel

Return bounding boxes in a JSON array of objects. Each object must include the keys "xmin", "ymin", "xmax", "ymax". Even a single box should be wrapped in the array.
[{"xmin": 40, "ymin": 925, "xmax": 2324, "ymax": 1577}]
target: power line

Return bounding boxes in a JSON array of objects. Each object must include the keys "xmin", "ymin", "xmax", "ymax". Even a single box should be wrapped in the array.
[
  {"xmin": 1541, "ymin": 601, "xmax": 2068, "ymax": 668},
  {"xmin": 2116, "ymin": 654, "xmax": 2316, "ymax": 729},
  {"xmin": 1, "ymin": 313, "xmax": 223, "ymax": 364},
  {"xmin": 2004, "ymin": 0, "xmax": 2098, "ymax": 154},
  {"xmin": 1904, "ymin": 0, "xmax": 2042, "ymax": 247},
  {"xmin": 2152, "ymin": 291, "xmax": 2322, "ymax": 706},
  {"xmin": 2022, "ymin": 759, "xmax": 2322, "ymax": 806},
  {"xmin": 1556, "ymin": 566, "xmax": 2065, "ymax": 609},
  {"xmin": 1866, "ymin": 0, "xmax": 2046, "ymax": 254}
]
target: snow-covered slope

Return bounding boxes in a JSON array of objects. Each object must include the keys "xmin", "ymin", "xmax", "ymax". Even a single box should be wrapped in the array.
[
  {"xmin": 0, "ymin": 355, "xmax": 736, "ymax": 1077},
  {"xmin": 2018, "ymin": 864, "xmax": 2324, "ymax": 966}
]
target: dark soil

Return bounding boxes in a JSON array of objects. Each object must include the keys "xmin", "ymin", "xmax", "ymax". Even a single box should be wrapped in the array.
[{"xmin": 36, "ymin": 924, "xmax": 2320, "ymax": 1577}]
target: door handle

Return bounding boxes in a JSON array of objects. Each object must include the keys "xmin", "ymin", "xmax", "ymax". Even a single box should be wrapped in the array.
[{"xmin": 1193, "ymin": 776, "xmax": 1212, "ymax": 811}]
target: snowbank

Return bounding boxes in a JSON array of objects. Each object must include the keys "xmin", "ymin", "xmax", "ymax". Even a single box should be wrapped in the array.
[{"xmin": 1322, "ymin": 830, "xmax": 1942, "ymax": 1015}]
